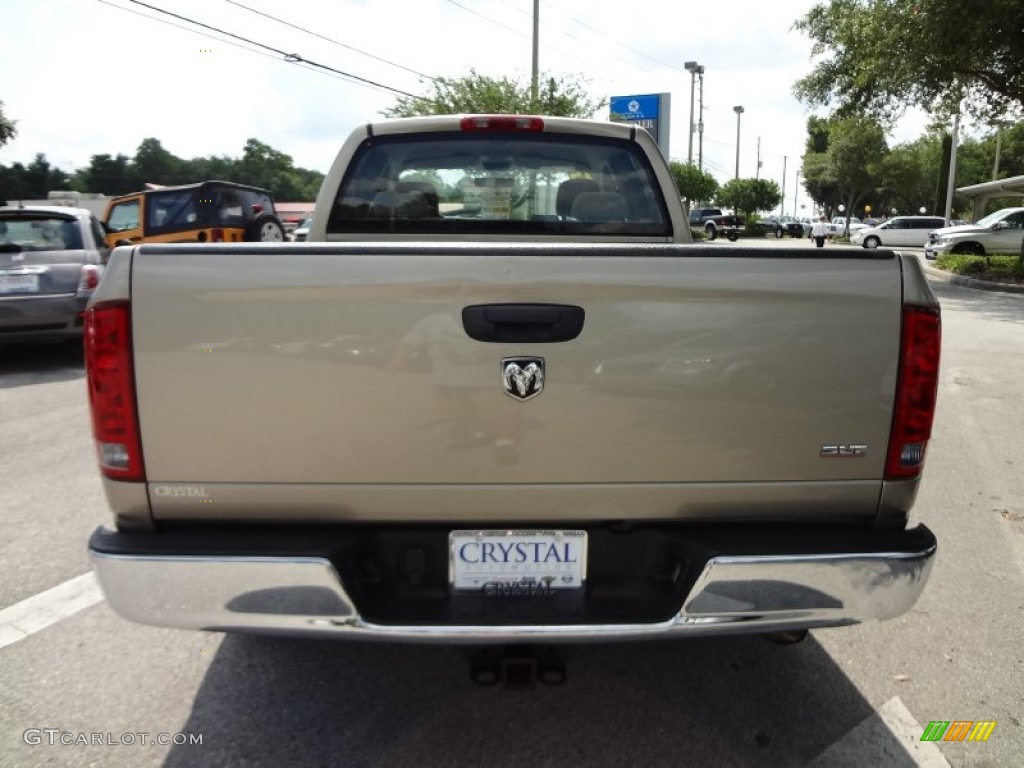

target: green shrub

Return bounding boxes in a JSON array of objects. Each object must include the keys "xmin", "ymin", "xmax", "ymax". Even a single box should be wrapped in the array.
[
  {"xmin": 936, "ymin": 255, "xmax": 986, "ymax": 275},
  {"xmin": 935, "ymin": 254, "xmax": 1024, "ymax": 277}
]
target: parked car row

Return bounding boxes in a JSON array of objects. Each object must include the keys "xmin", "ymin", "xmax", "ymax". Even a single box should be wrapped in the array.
[
  {"xmin": 839, "ymin": 209, "xmax": 1024, "ymax": 256},
  {"xmin": 2, "ymin": 182, "xmax": 294, "ymax": 345}
]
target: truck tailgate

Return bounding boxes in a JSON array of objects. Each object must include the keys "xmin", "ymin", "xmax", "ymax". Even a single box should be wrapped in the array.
[{"xmin": 130, "ymin": 243, "xmax": 904, "ymax": 521}]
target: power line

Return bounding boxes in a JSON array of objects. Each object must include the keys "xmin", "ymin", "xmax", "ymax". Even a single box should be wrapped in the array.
[
  {"xmin": 540, "ymin": 1, "xmax": 679, "ymax": 72},
  {"xmin": 96, "ymin": 0, "xmax": 278, "ymax": 62},
  {"xmin": 702, "ymin": 158, "xmax": 731, "ymax": 176},
  {"xmin": 492, "ymin": 0, "xmax": 664, "ymax": 75},
  {"xmin": 224, "ymin": 0, "xmax": 435, "ymax": 82},
  {"xmin": 123, "ymin": 0, "xmax": 419, "ymax": 98},
  {"xmin": 99, "ymin": 0, "xmax": 406, "ymax": 97},
  {"xmin": 446, "ymin": 0, "xmax": 527, "ymax": 39},
  {"xmin": 444, "ymin": 0, "xmax": 630, "ymax": 81}
]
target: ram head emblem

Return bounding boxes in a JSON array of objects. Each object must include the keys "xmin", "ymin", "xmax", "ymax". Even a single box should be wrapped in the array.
[{"xmin": 501, "ymin": 357, "xmax": 545, "ymax": 401}]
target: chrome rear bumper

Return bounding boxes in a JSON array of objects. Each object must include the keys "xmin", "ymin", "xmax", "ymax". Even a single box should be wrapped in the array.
[{"xmin": 89, "ymin": 525, "xmax": 936, "ymax": 643}]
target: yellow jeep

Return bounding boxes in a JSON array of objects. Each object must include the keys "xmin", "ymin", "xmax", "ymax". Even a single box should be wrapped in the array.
[{"xmin": 102, "ymin": 181, "xmax": 285, "ymax": 248}]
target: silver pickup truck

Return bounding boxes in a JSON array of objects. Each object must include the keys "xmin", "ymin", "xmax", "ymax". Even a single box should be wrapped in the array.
[{"xmin": 86, "ymin": 115, "xmax": 940, "ymax": 644}]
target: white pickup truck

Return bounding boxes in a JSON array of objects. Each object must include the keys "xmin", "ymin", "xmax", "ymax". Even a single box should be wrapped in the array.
[
  {"xmin": 86, "ymin": 115, "xmax": 940, "ymax": 646},
  {"xmin": 924, "ymin": 207, "xmax": 1024, "ymax": 259},
  {"xmin": 825, "ymin": 216, "xmax": 862, "ymax": 238}
]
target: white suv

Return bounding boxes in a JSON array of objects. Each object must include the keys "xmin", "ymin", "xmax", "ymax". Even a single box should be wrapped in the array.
[{"xmin": 851, "ymin": 216, "xmax": 946, "ymax": 249}]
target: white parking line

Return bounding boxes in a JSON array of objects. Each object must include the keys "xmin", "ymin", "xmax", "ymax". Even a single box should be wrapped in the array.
[
  {"xmin": 806, "ymin": 696, "xmax": 951, "ymax": 767},
  {"xmin": 0, "ymin": 572, "xmax": 103, "ymax": 650}
]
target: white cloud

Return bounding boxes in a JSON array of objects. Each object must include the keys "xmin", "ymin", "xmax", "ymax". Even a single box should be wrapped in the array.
[{"xmin": 1, "ymin": 0, "xmax": 936, "ymax": 204}]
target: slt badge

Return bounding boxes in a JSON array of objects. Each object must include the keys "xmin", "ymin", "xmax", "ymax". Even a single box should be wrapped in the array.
[{"xmin": 502, "ymin": 357, "xmax": 544, "ymax": 401}]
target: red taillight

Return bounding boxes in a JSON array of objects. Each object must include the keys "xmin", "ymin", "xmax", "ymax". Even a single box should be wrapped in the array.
[
  {"xmin": 84, "ymin": 301, "xmax": 145, "ymax": 481},
  {"xmin": 212, "ymin": 228, "xmax": 225, "ymax": 242},
  {"xmin": 885, "ymin": 306, "xmax": 941, "ymax": 479},
  {"xmin": 78, "ymin": 265, "xmax": 101, "ymax": 293},
  {"xmin": 460, "ymin": 115, "xmax": 544, "ymax": 132}
]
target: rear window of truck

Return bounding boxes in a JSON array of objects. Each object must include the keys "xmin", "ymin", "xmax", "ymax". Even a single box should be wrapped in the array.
[{"xmin": 326, "ymin": 133, "xmax": 671, "ymax": 237}]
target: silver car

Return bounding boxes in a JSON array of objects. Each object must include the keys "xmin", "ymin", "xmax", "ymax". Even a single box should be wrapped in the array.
[
  {"xmin": 290, "ymin": 217, "xmax": 313, "ymax": 242},
  {"xmin": 0, "ymin": 206, "xmax": 109, "ymax": 343}
]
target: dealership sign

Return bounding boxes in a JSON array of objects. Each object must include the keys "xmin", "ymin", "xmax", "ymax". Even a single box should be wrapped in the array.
[{"xmin": 609, "ymin": 93, "xmax": 671, "ymax": 158}]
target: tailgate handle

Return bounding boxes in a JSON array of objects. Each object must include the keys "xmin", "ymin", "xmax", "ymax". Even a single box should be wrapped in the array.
[{"xmin": 462, "ymin": 303, "xmax": 585, "ymax": 343}]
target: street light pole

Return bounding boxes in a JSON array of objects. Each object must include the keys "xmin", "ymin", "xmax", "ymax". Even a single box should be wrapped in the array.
[
  {"xmin": 530, "ymin": 0, "xmax": 539, "ymax": 101},
  {"xmin": 684, "ymin": 62, "xmax": 702, "ymax": 165},
  {"xmin": 733, "ymin": 106, "xmax": 744, "ymax": 179},
  {"xmin": 697, "ymin": 66, "xmax": 705, "ymax": 171},
  {"xmin": 944, "ymin": 109, "xmax": 960, "ymax": 226},
  {"xmin": 780, "ymin": 155, "xmax": 787, "ymax": 216}
]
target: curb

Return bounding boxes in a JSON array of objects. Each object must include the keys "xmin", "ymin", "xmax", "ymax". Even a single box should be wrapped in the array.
[{"xmin": 919, "ymin": 262, "xmax": 1024, "ymax": 295}]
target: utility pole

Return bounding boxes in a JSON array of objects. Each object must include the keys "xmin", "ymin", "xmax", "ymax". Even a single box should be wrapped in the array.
[
  {"xmin": 794, "ymin": 169, "xmax": 801, "ymax": 217},
  {"xmin": 733, "ymin": 106, "xmax": 744, "ymax": 179},
  {"xmin": 684, "ymin": 62, "xmax": 702, "ymax": 164},
  {"xmin": 531, "ymin": 0, "xmax": 539, "ymax": 101},
  {"xmin": 756, "ymin": 137, "xmax": 762, "ymax": 180},
  {"xmin": 993, "ymin": 125, "xmax": 1003, "ymax": 180},
  {"xmin": 697, "ymin": 70, "xmax": 705, "ymax": 171},
  {"xmin": 944, "ymin": 111, "xmax": 960, "ymax": 226},
  {"xmin": 780, "ymin": 156, "xmax": 787, "ymax": 216}
]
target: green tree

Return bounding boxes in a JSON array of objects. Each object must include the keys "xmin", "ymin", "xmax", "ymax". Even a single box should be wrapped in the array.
[
  {"xmin": 717, "ymin": 178, "xmax": 782, "ymax": 218},
  {"xmin": 22, "ymin": 154, "xmax": 69, "ymax": 197},
  {"xmin": 805, "ymin": 116, "xmax": 830, "ymax": 154},
  {"xmin": 80, "ymin": 153, "xmax": 136, "ymax": 195},
  {"xmin": 668, "ymin": 161, "xmax": 719, "ymax": 209},
  {"xmin": 0, "ymin": 162, "xmax": 30, "ymax": 202},
  {"xmin": 0, "ymin": 102, "xmax": 16, "ymax": 148},
  {"xmin": 794, "ymin": 0, "xmax": 1024, "ymax": 123},
  {"xmin": 800, "ymin": 152, "xmax": 839, "ymax": 217},
  {"xmin": 972, "ymin": 121, "xmax": 1024, "ymax": 182},
  {"xmin": 183, "ymin": 154, "xmax": 235, "ymax": 184},
  {"xmin": 234, "ymin": 139, "xmax": 315, "ymax": 199},
  {"xmin": 816, "ymin": 117, "xmax": 888, "ymax": 229},
  {"xmin": 877, "ymin": 138, "xmax": 942, "ymax": 216},
  {"xmin": 800, "ymin": 116, "xmax": 844, "ymax": 216},
  {"xmin": 132, "ymin": 138, "xmax": 184, "ymax": 186},
  {"xmin": 384, "ymin": 69, "xmax": 605, "ymax": 118}
]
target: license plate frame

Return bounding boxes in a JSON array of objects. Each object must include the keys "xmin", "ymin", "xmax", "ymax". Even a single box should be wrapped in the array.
[
  {"xmin": 0, "ymin": 274, "xmax": 39, "ymax": 294},
  {"xmin": 449, "ymin": 529, "xmax": 588, "ymax": 591}
]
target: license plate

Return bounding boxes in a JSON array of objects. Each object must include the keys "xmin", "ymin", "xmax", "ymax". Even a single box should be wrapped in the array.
[
  {"xmin": 0, "ymin": 274, "xmax": 39, "ymax": 294},
  {"xmin": 449, "ymin": 530, "xmax": 587, "ymax": 590}
]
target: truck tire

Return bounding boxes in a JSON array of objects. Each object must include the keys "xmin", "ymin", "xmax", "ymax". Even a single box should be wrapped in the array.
[
  {"xmin": 726, "ymin": 231, "xmax": 739, "ymax": 242},
  {"xmin": 245, "ymin": 215, "xmax": 286, "ymax": 243},
  {"xmin": 705, "ymin": 224, "xmax": 718, "ymax": 241},
  {"xmin": 952, "ymin": 242, "xmax": 984, "ymax": 255}
]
